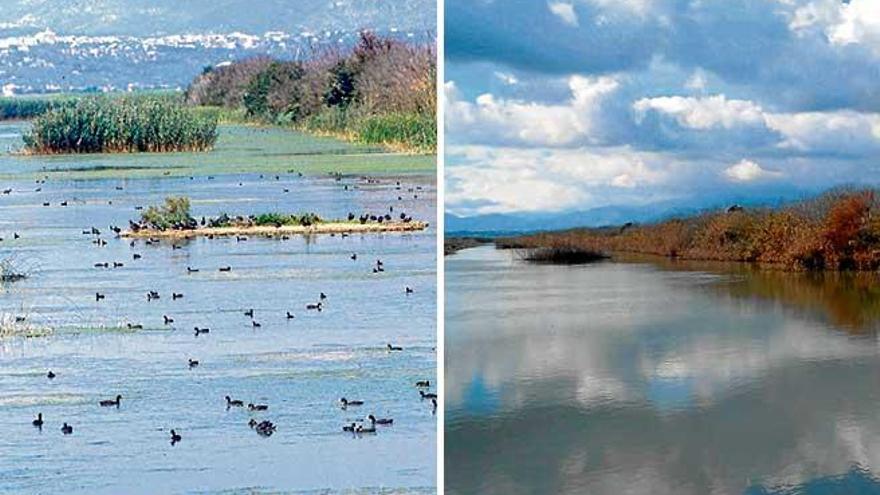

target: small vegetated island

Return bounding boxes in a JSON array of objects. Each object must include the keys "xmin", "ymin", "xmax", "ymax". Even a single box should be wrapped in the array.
[
  {"xmin": 123, "ymin": 196, "xmax": 427, "ymax": 238},
  {"xmin": 501, "ymin": 189, "xmax": 880, "ymax": 271},
  {"xmin": 21, "ymin": 95, "xmax": 218, "ymax": 154}
]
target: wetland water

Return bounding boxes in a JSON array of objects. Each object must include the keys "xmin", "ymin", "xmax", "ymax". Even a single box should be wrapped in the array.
[
  {"xmin": 0, "ymin": 123, "xmax": 437, "ymax": 494},
  {"xmin": 446, "ymin": 246, "xmax": 880, "ymax": 495}
]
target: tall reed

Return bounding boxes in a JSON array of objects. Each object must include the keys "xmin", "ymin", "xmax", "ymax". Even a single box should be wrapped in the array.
[{"xmin": 22, "ymin": 96, "xmax": 218, "ymax": 154}]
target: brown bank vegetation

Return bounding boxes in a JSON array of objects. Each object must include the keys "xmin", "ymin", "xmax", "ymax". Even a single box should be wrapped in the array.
[{"xmin": 501, "ymin": 189, "xmax": 880, "ymax": 271}]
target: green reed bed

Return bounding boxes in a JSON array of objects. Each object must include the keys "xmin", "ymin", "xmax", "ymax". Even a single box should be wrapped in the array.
[
  {"xmin": 355, "ymin": 112, "xmax": 436, "ymax": 152},
  {"xmin": 22, "ymin": 96, "xmax": 218, "ymax": 154}
]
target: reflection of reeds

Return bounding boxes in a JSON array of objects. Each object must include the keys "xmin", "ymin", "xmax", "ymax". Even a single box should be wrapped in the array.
[
  {"xmin": 725, "ymin": 270, "xmax": 880, "ymax": 334},
  {"xmin": 505, "ymin": 188, "xmax": 880, "ymax": 271}
]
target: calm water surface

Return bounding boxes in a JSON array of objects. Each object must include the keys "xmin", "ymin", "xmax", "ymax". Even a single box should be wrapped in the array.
[
  {"xmin": 446, "ymin": 246, "xmax": 880, "ymax": 495},
  {"xmin": 0, "ymin": 126, "xmax": 437, "ymax": 494}
]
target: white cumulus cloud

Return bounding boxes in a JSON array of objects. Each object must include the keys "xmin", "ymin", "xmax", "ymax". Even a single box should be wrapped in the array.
[
  {"xmin": 633, "ymin": 94, "xmax": 765, "ymax": 130},
  {"xmin": 548, "ymin": 2, "xmax": 579, "ymax": 26},
  {"xmin": 789, "ymin": 0, "xmax": 880, "ymax": 55},
  {"xmin": 723, "ymin": 159, "xmax": 783, "ymax": 182},
  {"xmin": 446, "ymin": 145, "xmax": 668, "ymax": 214},
  {"xmin": 634, "ymin": 94, "xmax": 880, "ymax": 155},
  {"xmin": 445, "ymin": 76, "xmax": 620, "ymax": 147}
]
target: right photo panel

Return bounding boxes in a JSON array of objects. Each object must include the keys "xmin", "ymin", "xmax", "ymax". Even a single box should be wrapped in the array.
[{"xmin": 444, "ymin": 1, "xmax": 880, "ymax": 494}]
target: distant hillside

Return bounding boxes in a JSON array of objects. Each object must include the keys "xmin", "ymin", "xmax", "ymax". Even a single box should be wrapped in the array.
[
  {"xmin": 0, "ymin": 1, "xmax": 434, "ymax": 93},
  {"xmin": 0, "ymin": 1, "xmax": 433, "ymax": 37}
]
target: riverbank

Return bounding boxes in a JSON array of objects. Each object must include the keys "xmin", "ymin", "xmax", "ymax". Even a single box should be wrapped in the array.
[
  {"xmin": 498, "ymin": 189, "xmax": 880, "ymax": 271},
  {"xmin": 444, "ymin": 236, "xmax": 493, "ymax": 255},
  {"xmin": 123, "ymin": 220, "xmax": 428, "ymax": 238}
]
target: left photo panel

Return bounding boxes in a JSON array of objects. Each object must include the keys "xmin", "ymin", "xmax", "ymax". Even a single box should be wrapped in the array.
[{"xmin": 0, "ymin": 2, "xmax": 437, "ymax": 493}]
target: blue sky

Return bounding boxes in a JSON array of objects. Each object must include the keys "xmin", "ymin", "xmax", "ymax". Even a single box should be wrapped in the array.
[{"xmin": 445, "ymin": 0, "xmax": 880, "ymax": 219}]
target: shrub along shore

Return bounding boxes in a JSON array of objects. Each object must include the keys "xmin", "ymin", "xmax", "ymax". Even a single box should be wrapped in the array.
[
  {"xmin": 501, "ymin": 189, "xmax": 880, "ymax": 271},
  {"xmin": 185, "ymin": 32, "xmax": 436, "ymax": 153}
]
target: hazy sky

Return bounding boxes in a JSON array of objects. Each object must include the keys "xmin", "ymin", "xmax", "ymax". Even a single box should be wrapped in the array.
[{"xmin": 445, "ymin": 0, "xmax": 880, "ymax": 218}]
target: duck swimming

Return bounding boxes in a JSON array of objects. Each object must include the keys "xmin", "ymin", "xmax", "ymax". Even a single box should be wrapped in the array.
[
  {"xmin": 387, "ymin": 344, "xmax": 403, "ymax": 351},
  {"xmin": 194, "ymin": 327, "xmax": 210, "ymax": 336},
  {"xmin": 32, "ymin": 413, "xmax": 43, "ymax": 427},
  {"xmin": 188, "ymin": 359, "xmax": 199, "ymax": 368},
  {"xmin": 248, "ymin": 403, "xmax": 268, "ymax": 411},
  {"xmin": 254, "ymin": 420, "xmax": 276, "ymax": 436},
  {"xmin": 47, "ymin": 371, "xmax": 56, "ymax": 380},
  {"xmin": 61, "ymin": 423, "xmax": 73, "ymax": 435},
  {"xmin": 415, "ymin": 380, "xmax": 430, "ymax": 387},
  {"xmin": 355, "ymin": 423, "xmax": 376, "ymax": 434},
  {"xmin": 99, "ymin": 394, "xmax": 122, "ymax": 407},
  {"xmin": 163, "ymin": 315, "xmax": 174, "ymax": 325},
  {"xmin": 225, "ymin": 396, "xmax": 244, "ymax": 407},
  {"xmin": 368, "ymin": 414, "xmax": 393, "ymax": 425},
  {"xmin": 340, "ymin": 398, "xmax": 364, "ymax": 407},
  {"xmin": 419, "ymin": 391, "xmax": 437, "ymax": 400},
  {"xmin": 342, "ymin": 422, "xmax": 356, "ymax": 432},
  {"xmin": 286, "ymin": 311, "xmax": 295, "ymax": 319}
]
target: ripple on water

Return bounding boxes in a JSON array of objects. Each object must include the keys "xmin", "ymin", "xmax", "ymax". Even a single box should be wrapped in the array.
[{"xmin": 0, "ymin": 392, "xmax": 90, "ymax": 408}]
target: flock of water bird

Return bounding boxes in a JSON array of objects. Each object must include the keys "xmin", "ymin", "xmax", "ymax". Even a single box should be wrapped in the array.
[{"xmin": 14, "ymin": 173, "xmax": 437, "ymax": 446}]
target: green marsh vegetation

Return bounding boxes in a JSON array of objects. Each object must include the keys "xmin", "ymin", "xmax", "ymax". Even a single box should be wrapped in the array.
[
  {"xmin": 0, "ymin": 122, "xmax": 434, "ymax": 181},
  {"xmin": 0, "ymin": 95, "xmax": 78, "ymax": 120},
  {"xmin": 22, "ymin": 95, "xmax": 218, "ymax": 154},
  {"xmin": 186, "ymin": 32, "xmax": 436, "ymax": 153},
  {"xmin": 503, "ymin": 188, "xmax": 880, "ymax": 271}
]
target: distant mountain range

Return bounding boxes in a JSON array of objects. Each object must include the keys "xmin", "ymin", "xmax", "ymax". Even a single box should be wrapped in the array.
[
  {"xmin": 0, "ymin": 1, "xmax": 434, "ymax": 94},
  {"xmin": 446, "ymin": 205, "xmax": 683, "ymax": 236},
  {"xmin": 445, "ymin": 193, "xmax": 809, "ymax": 235}
]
